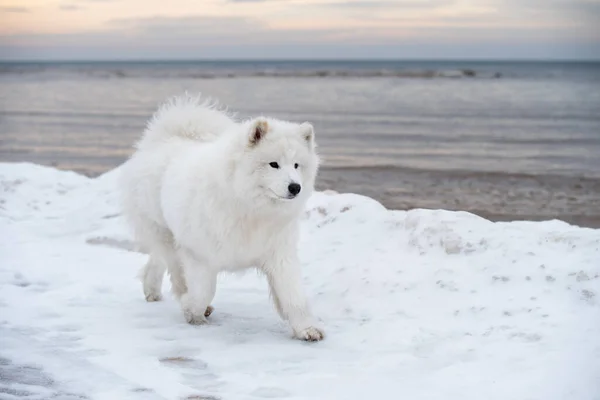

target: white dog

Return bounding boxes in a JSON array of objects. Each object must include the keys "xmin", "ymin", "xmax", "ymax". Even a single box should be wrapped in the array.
[{"xmin": 119, "ymin": 95, "xmax": 324, "ymax": 341}]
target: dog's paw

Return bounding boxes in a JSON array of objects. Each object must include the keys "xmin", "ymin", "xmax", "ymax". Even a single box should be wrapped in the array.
[
  {"xmin": 144, "ymin": 292, "xmax": 162, "ymax": 302},
  {"xmin": 180, "ymin": 293, "xmax": 211, "ymax": 325},
  {"xmin": 204, "ymin": 305, "xmax": 214, "ymax": 318},
  {"xmin": 295, "ymin": 326, "xmax": 325, "ymax": 342},
  {"xmin": 184, "ymin": 310, "xmax": 208, "ymax": 325}
]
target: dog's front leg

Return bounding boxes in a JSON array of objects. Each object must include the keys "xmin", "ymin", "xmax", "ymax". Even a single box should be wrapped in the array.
[{"xmin": 263, "ymin": 253, "xmax": 325, "ymax": 341}]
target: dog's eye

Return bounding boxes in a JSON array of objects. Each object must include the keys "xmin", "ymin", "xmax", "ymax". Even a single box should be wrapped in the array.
[
  {"xmin": 294, "ymin": 163, "xmax": 299, "ymax": 169},
  {"xmin": 269, "ymin": 162, "xmax": 279, "ymax": 169}
]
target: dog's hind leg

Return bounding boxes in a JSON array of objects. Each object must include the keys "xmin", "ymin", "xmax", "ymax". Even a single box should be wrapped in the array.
[
  {"xmin": 137, "ymin": 224, "xmax": 177, "ymax": 302},
  {"xmin": 141, "ymin": 257, "xmax": 166, "ymax": 302},
  {"xmin": 168, "ymin": 253, "xmax": 215, "ymax": 317},
  {"xmin": 168, "ymin": 259, "xmax": 187, "ymax": 299},
  {"xmin": 137, "ymin": 226, "xmax": 215, "ymax": 318},
  {"xmin": 177, "ymin": 249, "xmax": 218, "ymax": 325}
]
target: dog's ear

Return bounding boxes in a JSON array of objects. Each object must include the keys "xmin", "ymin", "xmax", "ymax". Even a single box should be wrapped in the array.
[
  {"xmin": 299, "ymin": 122, "xmax": 315, "ymax": 146},
  {"xmin": 248, "ymin": 118, "xmax": 269, "ymax": 146}
]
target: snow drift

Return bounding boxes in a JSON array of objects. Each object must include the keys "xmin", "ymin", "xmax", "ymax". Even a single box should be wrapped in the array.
[{"xmin": 1, "ymin": 163, "xmax": 599, "ymax": 400}]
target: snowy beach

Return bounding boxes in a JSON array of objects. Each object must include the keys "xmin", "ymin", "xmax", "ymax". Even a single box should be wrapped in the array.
[{"xmin": 1, "ymin": 162, "xmax": 599, "ymax": 399}]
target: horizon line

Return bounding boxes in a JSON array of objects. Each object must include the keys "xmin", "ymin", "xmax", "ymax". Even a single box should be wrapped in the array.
[{"xmin": 1, "ymin": 57, "xmax": 600, "ymax": 63}]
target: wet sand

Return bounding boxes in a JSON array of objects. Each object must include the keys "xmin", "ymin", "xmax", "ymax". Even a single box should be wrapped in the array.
[
  {"xmin": 3, "ymin": 151, "xmax": 599, "ymax": 228},
  {"xmin": 317, "ymin": 166, "xmax": 600, "ymax": 228}
]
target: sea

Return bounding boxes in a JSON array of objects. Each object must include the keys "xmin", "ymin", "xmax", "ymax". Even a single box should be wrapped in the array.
[{"xmin": 1, "ymin": 60, "xmax": 599, "ymax": 226}]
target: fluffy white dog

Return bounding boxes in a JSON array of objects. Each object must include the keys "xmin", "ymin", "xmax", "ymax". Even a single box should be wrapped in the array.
[{"xmin": 119, "ymin": 95, "xmax": 324, "ymax": 341}]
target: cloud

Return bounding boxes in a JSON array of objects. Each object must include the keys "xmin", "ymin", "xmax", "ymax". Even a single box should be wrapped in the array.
[
  {"xmin": 475, "ymin": 0, "xmax": 600, "ymax": 24},
  {"xmin": 59, "ymin": 4, "xmax": 85, "ymax": 11},
  {"xmin": 317, "ymin": 0, "xmax": 454, "ymax": 9},
  {"xmin": 107, "ymin": 16, "xmax": 269, "ymax": 40},
  {"xmin": 1, "ymin": 2, "xmax": 599, "ymax": 60},
  {"xmin": 227, "ymin": 0, "xmax": 283, "ymax": 2},
  {"xmin": 1, "ymin": 14, "xmax": 597, "ymax": 45},
  {"xmin": 225, "ymin": 0, "xmax": 455, "ymax": 8},
  {"xmin": 505, "ymin": 0, "xmax": 600, "ymax": 14},
  {"xmin": 1, "ymin": 14, "xmax": 597, "ymax": 47},
  {"xmin": 0, "ymin": 6, "xmax": 29, "ymax": 13},
  {"xmin": 0, "ymin": 15, "xmax": 396, "ymax": 52},
  {"xmin": 227, "ymin": 0, "xmax": 452, "ymax": 4}
]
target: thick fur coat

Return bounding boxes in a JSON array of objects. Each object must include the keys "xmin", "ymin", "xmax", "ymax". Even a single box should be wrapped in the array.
[{"xmin": 119, "ymin": 95, "xmax": 324, "ymax": 341}]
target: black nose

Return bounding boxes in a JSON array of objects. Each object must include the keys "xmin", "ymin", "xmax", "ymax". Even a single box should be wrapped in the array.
[{"xmin": 288, "ymin": 183, "xmax": 301, "ymax": 196}]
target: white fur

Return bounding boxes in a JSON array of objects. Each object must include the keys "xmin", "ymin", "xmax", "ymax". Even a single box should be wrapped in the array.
[{"xmin": 119, "ymin": 94, "xmax": 324, "ymax": 341}]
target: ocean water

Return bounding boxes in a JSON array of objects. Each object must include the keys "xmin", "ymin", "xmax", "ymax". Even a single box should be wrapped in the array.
[{"xmin": 1, "ymin": 60, "xmax": 599, "ymax": 226}]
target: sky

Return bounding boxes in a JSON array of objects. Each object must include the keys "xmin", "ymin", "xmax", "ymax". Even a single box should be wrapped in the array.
[{"xmin": 0, "ymin": 0, "xmax": 599, "ymax": 60}]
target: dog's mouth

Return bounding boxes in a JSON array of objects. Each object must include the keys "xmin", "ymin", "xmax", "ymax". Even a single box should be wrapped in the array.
[{"xmin": 267, "ymin": 188, "xmax": 296, "ymax": 202}]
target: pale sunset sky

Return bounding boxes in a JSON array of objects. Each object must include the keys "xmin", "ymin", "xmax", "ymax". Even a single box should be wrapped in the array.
[{"xmin": 0, "ymin": 0, "xmax": 599, "ymax": 60}]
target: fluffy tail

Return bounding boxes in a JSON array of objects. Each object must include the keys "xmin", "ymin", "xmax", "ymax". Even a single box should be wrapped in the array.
[{"xmin": 135, "ymin": 93, "xmax": 236, "ymax": 149}]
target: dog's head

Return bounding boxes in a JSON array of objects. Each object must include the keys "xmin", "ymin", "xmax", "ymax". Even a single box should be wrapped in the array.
[{"xmin": 233, "ymin": 117, "xmax": 319, "ymax": 211}]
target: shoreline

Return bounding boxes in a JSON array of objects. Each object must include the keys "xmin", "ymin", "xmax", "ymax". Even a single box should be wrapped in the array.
[{"xmin": 4, "ymin": 160, "xmax": 599, "ymax": 229}]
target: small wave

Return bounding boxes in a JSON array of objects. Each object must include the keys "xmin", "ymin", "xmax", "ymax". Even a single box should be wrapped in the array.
[
  {"xmin": 164, "ymin": 68, "xmax": 494, "ymax": 79},
  {"xmin": 0, "ymin": 66, "xmax": 502, "ymax": 80}
]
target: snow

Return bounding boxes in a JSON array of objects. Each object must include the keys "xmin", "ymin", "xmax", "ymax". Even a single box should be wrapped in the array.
[{"xmin": 1, "ymin": 162, "xmax": 599, "ymax": 400}]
